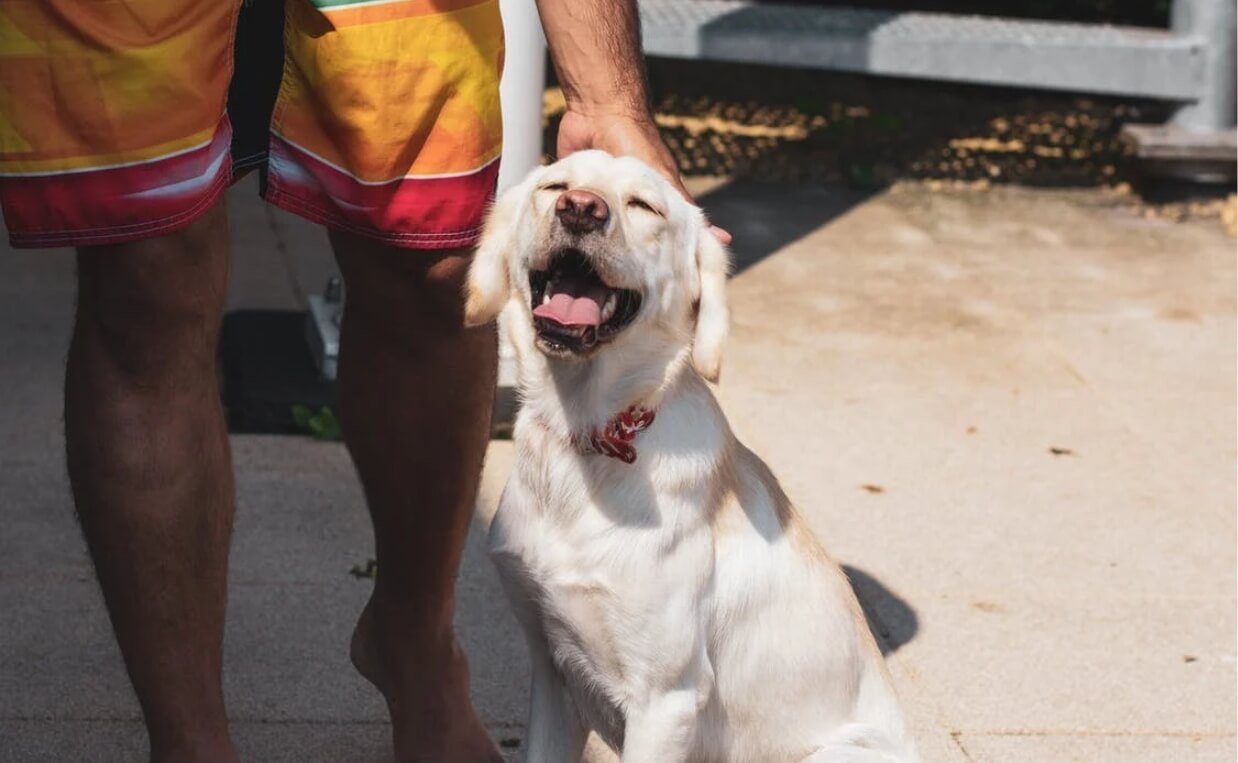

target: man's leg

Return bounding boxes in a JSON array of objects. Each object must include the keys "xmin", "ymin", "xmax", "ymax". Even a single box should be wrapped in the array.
[
  {"xmin": 64, "ymin": 203, "xmax": 238, "ymax": 763},
  {"xmin": 331, "ymin": 233, "xmax": 501, "ymax": 762}
]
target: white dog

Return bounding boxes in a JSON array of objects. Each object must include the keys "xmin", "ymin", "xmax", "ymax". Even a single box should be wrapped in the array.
[{"xmin": 465, "ymin": 151, "xmax": 918, "ymax": 763}]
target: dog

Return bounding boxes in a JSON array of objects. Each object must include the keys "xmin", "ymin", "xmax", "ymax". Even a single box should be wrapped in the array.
[{"xmin": 465, "ymin": 150, "xmax": 919, "ymax": 762}]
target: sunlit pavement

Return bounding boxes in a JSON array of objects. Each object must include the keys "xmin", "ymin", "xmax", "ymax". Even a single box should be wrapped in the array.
[{"xmin": 2, "ymin": 177, "xmax": 1233, "ymax": 761}]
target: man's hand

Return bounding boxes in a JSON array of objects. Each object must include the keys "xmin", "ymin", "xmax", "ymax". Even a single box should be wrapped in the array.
[{"xmin": 536, "ymin": 0, "xmax": 731, "ymax": 244}]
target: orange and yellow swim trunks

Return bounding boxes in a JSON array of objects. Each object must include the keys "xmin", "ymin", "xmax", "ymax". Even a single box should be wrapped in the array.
[{"xmin": 0, "ymin": 0, "xmax": 505, "ymax": 249}]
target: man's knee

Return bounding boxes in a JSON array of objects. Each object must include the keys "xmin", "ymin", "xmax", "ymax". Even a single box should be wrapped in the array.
[
  {"xmin": 332, "ymin": 234, "xmax": 477, "ymax": 335},
  {"xmin": 73, "ymin": 212, "xmax": 230, "ymax": 383},
  {"xmin": 415, "ymin": 252, "xmax": 473, "ymax": 327}
]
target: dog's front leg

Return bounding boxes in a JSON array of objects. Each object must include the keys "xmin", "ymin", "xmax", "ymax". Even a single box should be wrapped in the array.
[
  {"xmin": 619, "ymin": 686, "xmax": 704, "ymax": 763},
  {"xmin": 620, "ymin": 646, "xmax": 713, "ymax": 763},
  {"xmin": 523, "ymin": 651, "xmax": 587, "ymax": 763},
  {"xmin": 490, "ymin": 536, "xmax": 587, "ymax": 763}
]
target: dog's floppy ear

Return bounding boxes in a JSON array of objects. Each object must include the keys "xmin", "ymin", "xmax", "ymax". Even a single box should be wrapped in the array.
[
  {"xmin": 463, "ymin": 183, "xmax": 525, "ymax": 327},
  {"xmin": 691, "ymin": 219, "xmax": 731, "ymax": 383}
]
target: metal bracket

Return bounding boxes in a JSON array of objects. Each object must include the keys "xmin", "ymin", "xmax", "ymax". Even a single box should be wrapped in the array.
[{"xmin": 305, "ymin": 277, "xmax": 343, "ymax": 382}]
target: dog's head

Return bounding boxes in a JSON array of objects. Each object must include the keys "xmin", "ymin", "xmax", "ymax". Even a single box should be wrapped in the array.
[{"xmin": 464, "ymin": 150, "xmax": 730, "ymax": 382}]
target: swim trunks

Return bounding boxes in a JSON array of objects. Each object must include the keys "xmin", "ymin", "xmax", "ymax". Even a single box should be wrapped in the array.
[{"xmin": 0, "ymin": 0, "xmax": 505, "ymax": 249}]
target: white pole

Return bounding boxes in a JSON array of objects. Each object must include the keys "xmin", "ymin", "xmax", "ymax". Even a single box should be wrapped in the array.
[
  {"xmin": 497, "ymin": 0, "xmax": 548, "ymax": 192},
  {"xmin": 495, "ymin": 0, "xmax": 547, "ymax": 393},
  {"xmin": 1170, "ymin": 0, "xmax": 1237, "ymax": 133}
]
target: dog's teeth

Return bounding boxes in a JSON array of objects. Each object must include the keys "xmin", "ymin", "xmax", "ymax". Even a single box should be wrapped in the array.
[
  {"xmin": 542, "ymin": 292, "xmax": 551, "ymax": 305},
  {"xmin": 601, "ymin": 293, "xmax": 617, "ymax": 322}
]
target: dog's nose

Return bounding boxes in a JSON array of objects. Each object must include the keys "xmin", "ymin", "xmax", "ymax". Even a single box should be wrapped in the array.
[{"xmin": 555, "ymin": 189, "xmax": 609, "ymax": 234}]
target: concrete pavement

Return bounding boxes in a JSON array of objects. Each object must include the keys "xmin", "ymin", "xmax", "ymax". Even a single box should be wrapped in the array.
[{"xmin": 1, "ymin": 176, "xmax": 1233, "ymax": 762}]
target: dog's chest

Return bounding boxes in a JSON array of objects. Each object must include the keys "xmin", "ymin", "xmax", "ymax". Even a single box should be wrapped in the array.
[
  {"xmin": 494, "ymin": 416, "xmax": 720, "ymax": 742},
  {"xmin": 535, "ymin": 534, "xmax": 622, "ymax": 655}
]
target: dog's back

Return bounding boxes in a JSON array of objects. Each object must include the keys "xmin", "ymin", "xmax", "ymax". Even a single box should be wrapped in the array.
[{"xmin": 697, "ymin": 437, "xmax": 918, "ymax": 762}]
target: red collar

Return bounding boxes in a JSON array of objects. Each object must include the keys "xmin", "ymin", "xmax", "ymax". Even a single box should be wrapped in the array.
[{"xmin": 571, "ymin": 405, "xmax": 656, "ymax": 464}]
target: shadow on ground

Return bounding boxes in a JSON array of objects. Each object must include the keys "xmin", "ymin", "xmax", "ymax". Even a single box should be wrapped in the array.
[
  {"xmin": 843, "ymin": 564, "xmax": 919, "ymax": 656},
  {"xmin": 640, "ymin": 58, "xmax": 1170, "ymax": 189},
  {"xmin": 694, "ymin": 180, "xmax": 873, "ymax": 274}
]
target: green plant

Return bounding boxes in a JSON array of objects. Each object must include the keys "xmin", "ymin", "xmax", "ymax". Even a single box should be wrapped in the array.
[{"xmin": 291, "ymin": 404, "xmax": 342, "ymax": 441}]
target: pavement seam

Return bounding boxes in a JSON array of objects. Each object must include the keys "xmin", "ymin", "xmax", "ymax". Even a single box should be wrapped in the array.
[{"xmin": 956, "ymin": 729, "xmax": 1237, "ymax": 738}]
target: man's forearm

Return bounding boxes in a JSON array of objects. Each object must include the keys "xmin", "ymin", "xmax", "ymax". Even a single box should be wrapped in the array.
[{"xmin": 536, "ymin": 0, "xmax": 650, "ymax": 117}]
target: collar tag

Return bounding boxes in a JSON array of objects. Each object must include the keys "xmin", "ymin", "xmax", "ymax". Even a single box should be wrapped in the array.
[{"xmin": 572, "ymin": 405, "xmax": 656, "ymax": 464}]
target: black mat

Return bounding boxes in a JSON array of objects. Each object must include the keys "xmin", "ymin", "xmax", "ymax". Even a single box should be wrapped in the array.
[{"xmin": 219, "ymin": 310, "xmax": 337, "ymax": 435}]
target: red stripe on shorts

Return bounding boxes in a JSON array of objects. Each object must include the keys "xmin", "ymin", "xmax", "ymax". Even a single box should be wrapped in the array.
[
  {"xmin": 263, "ymin": 135, "xmax": 498, "ymax": 250},
  {"xmin": 2, "ymin": 121, "xmax": 233, "ymax": 249}
]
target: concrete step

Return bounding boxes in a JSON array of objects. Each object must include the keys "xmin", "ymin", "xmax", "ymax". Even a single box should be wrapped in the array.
[
  {"xmin": 1120, "ymin": 123, "xmax": 1237, "ymax": 182},
  {"xmin": 639, "ymin": 1, "xmax": 1205, "ymax": 99}
]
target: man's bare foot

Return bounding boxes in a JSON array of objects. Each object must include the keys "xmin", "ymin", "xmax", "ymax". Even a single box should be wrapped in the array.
[{"xmin": 351, "ymin": 599, "xmax": 503, "ymax": 762}]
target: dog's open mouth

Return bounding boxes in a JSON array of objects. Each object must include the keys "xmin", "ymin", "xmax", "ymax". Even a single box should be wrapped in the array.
[{"xmin": 529, "ymin": 250, "xmax": 642, "ymax": 354}]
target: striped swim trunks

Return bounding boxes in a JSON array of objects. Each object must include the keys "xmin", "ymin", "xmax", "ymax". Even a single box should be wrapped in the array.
[{"xmin": 0, "ymin": 0, "xmax": 505, "ymax": 249}]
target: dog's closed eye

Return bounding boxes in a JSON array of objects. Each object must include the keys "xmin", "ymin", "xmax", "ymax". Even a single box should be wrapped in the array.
[
  {"xmin": 626, "ymin": 197, "xmax": 662, "ymax": 217},
  {"xmin": 540, "ymin": 182, "xmax": 568, "ymax": 192}
]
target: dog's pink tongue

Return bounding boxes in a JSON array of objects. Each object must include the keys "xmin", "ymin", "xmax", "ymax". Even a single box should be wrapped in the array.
[{"xmin": 533, "ymin": 279, "xmax": 607, "ymax": 327}]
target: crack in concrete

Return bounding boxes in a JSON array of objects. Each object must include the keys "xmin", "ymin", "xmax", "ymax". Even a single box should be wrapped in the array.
[{"xmin": 950, "ymin": 729, "xmax": 976, "ymax": 761}]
